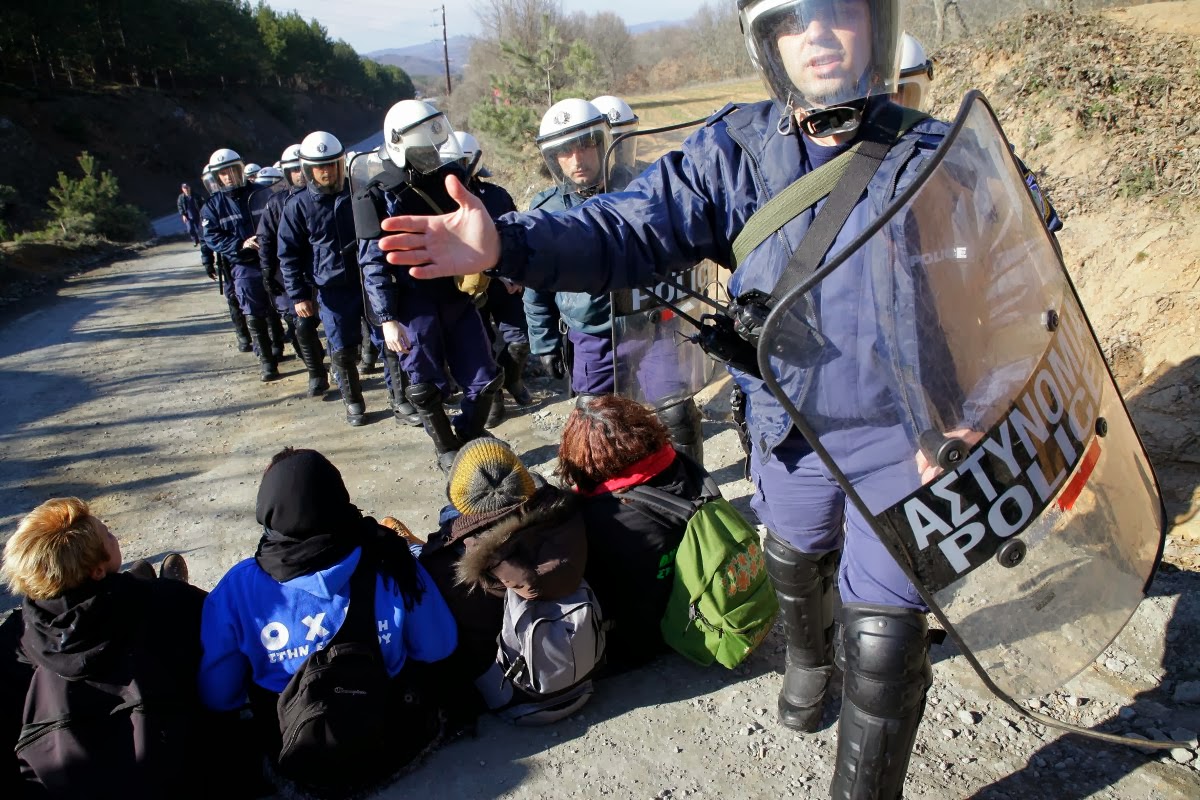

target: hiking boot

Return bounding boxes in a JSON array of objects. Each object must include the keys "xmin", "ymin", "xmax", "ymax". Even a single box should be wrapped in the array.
[
  {"xmin": 159, "ymin": 553, "xmax": 190, "ymax": 583},
  {"xmin": 380, "ymin": 517, "xmax": 424, "ymax": 547}
]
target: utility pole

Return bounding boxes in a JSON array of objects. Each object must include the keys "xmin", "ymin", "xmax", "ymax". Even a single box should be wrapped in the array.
[{"xmin": 438, "ymin": 5, "xmax": 452, "ymax": 97}]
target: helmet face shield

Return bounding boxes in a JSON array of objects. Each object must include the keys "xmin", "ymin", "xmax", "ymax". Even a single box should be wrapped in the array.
[
  {"xmin": 539, "ymin": 125, "xmax": 609, "ymax": 193},
  {"xmin": 388, "ymin": 111, "xmax": 458, "ymax": 174},
  {"xmin": 301, "ymin": 159, "xmax": 345, "ymax": 195},
  {"xmin": 213, "ymin": 163, "xmax": 245, "ymax": 192},
  {"xmin": 740, "ymin": 0, "xmax": 900, "ymax": 116},
  {"xmin": 283, "ymin": 165, "xmax": 306, "ymax": 188}
]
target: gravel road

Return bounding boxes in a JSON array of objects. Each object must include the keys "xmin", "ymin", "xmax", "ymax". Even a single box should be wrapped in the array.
[{"xmin": 1, "ymin": 242, "xmax": 1197, "ymax": 799}]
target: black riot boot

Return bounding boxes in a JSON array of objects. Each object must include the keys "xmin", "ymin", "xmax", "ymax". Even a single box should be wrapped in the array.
[
  {"xmin": 765, "ymin": 533, "xmax": 840, "ymax": 733},
  {"xmin": 383, "ymin": 350, "xmax": 421, "ymax": 426},
  {"xmin": 245, "ymin": 316, "xmax": 280, "ymax": 381},
  {"xmin": 498, "ymin": 341, "xmax": 534, "ymax": 406},
  {"xmin": 227, "ymin": 296, "xmax": 252, "ymax": 353},
  {"xmin": 407, "ymin": 382, "xmax": 463, "ymax": 472},
  {"xmin": 486, "ymin": 388, "xmax": 507, "ymax": 428},
  {"xmin": 293, "ymin": 316, "xmax": 329, "ymax": 398},
  {"xmin": 456, "ymin": 374, "xmax": 504, "ymax": 444},
  {"xmin": 574, "ymin": 392, "xmax": 600, "ymax": 410},
  {"xmin": 829, "ymin": 605, "xmax": 932, "ymax": 800},
  {"xmin": 358, "ymin": 318, "xmax": 380, "ymax": 373},
  {"xmin": 267, "ymin": 312, "xmax": 287, "ymax": 362},
  {"xmin": 330, "ymin": 349, "xmax": 366, "ymax": 426},
  {"xmin": 657, "ymin": 398, "xmax": 706, "ymax": 467}
]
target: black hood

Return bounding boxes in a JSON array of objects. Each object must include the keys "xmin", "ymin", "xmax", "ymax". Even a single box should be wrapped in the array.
[{"xmin": 20, "ymin": 572, "xmax": 137, "ymax": 680}]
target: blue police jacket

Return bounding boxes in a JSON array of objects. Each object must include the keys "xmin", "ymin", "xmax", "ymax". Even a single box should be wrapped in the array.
[
  {"xmin": 256, "ymin": 186, "xmax": 302, "ymax": 289},
  {"xmin": 277, "ymin": 184, "xmax": 358, "ymax": 305},
  {"xmin": 360, "ymin": 182, "xmax": 468, "ymax": 325},
  {"xmin": 522, "ymin": 185, "xmax": 614, "ymax": 356},
  {"xmin": 201, "ymin": 184, "xmax": 271, "ymax": 268},
  {"xmin": 492, "ymin": 99, "xmax": 1060, "ymax": 461}
]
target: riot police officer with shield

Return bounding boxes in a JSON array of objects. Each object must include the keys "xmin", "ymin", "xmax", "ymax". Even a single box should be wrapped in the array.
[{"xmin": 371, "ymin": 2, "xmax": 1158, "ymax": 797}]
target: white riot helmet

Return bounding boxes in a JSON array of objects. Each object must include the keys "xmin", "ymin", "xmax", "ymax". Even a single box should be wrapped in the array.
[
  {"xmin": 384, "ymin": 100, "xmax": 459, "ymax": 174},
  {"xmin": 279, "ymin": 143, "xmax": 305, "ymax": 188},
  {"xmin": 254, "ymin": 165, "xmax": 285, "ymax": 191},
  {"xmin": 536, "ymin": 98, "xmax": 610, "ymax": 195},
  {"xmin": 201, "ymin": 164, "xmax": 219, "ymax": 196},
  {"xmin": 440, "ymin": 131, "xmax": 485, "ymax": 179},
  {"xmin": 244, "ymin": 162, "xmax": 262, "ymax": 182},
  {"xmin": 591, "ymin": 95, "xmax": 640, "ymax": 185},
  {"xmin": 299, "ymin": 131, "xmax": 346, "ymax": 195},
  {"xmin": 894, "ymin": 32, "xmax": 933, "ymax": 111},
  {"xmin": 738, "ymin": 0, "xmax": 903, "ymax": 136},
  {"xmin": 208, "ymin": 148, "xmax": 245, "ymax": 191}
]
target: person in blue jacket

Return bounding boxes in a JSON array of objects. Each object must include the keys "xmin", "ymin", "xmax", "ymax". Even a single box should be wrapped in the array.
[
  {"xmin": 197, "ymin": 448, "xmax": 458, "ymax": 757},
  {"xmin": 259, "ymin": 145, "xmax": 329, "ymax": 399},
  {"xmin": 278, "ymin": 132, "xmax": 387, "ymax": 427},
  {"xmin": 360, "ymin": 101, "xmax": 502, "ymax": 473},
  {"xmin": 201, "ymin": 148, "xmax": 282, "ymax": 381},
  {"xmin": 374, "ymin": 2, "xmax": 1062, "ymax": 797}
]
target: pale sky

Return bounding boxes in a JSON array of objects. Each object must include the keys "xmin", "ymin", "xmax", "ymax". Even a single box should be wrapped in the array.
[{"xmin": 268, "ymin": 0, "xmax": 700, "ymax": 53}]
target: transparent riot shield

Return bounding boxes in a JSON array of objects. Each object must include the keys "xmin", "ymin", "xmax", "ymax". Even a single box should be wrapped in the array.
[
  {"xmin": 608, "ymin": 117, "xmax": 723, "ymax": 409},
  {"xmin": 348, "ymin": 149, "xmax": 403, "ymax": 328},
  {"xmin": 758, "ymin": 91, "xmax": 1164, "ymax": 699}
]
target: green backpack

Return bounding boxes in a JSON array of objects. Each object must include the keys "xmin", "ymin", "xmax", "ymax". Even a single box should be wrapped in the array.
[{"xmin": 623, "ymin": 474, "xmax": 778, "ymax": 669}]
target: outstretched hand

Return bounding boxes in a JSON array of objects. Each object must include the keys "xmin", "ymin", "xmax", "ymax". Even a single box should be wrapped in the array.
[{"xmin": 379, "ymin": 174, "xmax": 500, "ymax": 281}]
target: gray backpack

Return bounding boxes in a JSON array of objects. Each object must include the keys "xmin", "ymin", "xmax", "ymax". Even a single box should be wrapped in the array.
[{"xmin": 474, "ymin": 581, "xmax": 606, "ymax": 725}]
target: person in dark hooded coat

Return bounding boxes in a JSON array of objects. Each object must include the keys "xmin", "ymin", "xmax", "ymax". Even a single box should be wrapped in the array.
[{"xmin": 0, "ymin": 497, "xmax": 221, "ymax": 799}]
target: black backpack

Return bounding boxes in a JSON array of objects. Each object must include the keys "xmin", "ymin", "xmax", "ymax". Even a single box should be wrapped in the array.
[{"xmin": 275, "ymin": 557, "xmax": 440, "ymax": 792}]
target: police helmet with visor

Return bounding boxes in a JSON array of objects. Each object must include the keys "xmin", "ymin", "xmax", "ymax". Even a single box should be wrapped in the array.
[
  {"xmin": 440, "ymin": 131, "xmax": 485, "ymax": 179},
  {"xmin": 536, "ymin": 98, "xmax": 610, "ymax": 194},
  {"xmin": 384, "ymin": 100, "xmax": 460, "ymax": 174},
  {"xmin": 200, "ymin": 164, "xmax": 219, "ymax": 196},
  {"xmin": 590, "ymin": 95, "xmax": 640, "ymax": 185},
  {"xmin": 208, "ymin": 148, "xmax": 245, "ymax": 192},
  {"xmin": 254, "ymin": 165, "xmax": 286, "ymax": 191},
  {"xmin": 893, "ymin": 32, "xmax": 933, "ymax": 111},
  {"xmin": 244, "ymin": 162, "xmax": 262, "ymax": 182},
  {"xmin": 299, "ymin": 131, "xmax": 346, "ymax": 195},
  {"xmin": 738, "ymin": 0, "xmax": 902, "ymax": 135},
  {"xmin": 279, "ymin": 143, "xmax": 305, "ymax": 188}
]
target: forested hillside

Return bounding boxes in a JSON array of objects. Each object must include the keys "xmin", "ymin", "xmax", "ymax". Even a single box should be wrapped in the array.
[{"xmin": 0, "ymin": 0, "xmax": 414, "ymax": 230}]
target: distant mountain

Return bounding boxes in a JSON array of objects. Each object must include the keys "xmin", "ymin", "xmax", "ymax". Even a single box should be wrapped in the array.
[
  {"xmin": 628, "ymin": 19, "xmax": 682, "ymax": 34},
  {"xmin": 365, "ymin": 35, "xmax": 472, "ymax": 77}
]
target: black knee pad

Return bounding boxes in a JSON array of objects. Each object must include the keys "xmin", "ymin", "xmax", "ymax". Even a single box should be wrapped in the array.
[
  {"xmin": 764, "ymin": 533, "xmax": 838, "ymax": 596},
  {"xmin": 330, "ymin": 348, "xmax": 359, "ymax": 370},
  {"xmin": 839, "ymin": 604, "xmax": 931, "ymax": 718},
  {"xmin": 406, "ymin": 382, "xmax": 443, "ymax": 411},
  {"xmin": 506, "ymin": 341, "xmax": 530, "ymax": 361}
]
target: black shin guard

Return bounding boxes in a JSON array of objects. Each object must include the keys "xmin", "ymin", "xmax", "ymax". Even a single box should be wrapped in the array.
[
  {"xmin": 499, "ymin": 341, "xmax": 533, "ymax": 406},
  {"xmin": 293, "ymin": 316, "xmax": 328, "ymax": 397},
  {"xmin": 657, "ymin": 398, "xmax": 706, "ymax": 467},
  {"xmin": 358, "ymin": 318, "xmax": 380, "ymax": 373},
  {"xmin": 457, "ymin": 373, "xmax": 503, "ymax": 443},
  {"xmin": 829, "ymin": 604, "xmax": 931, "ymax": 800},
  {"xmin": 764, "ymin": 533, "xmax": 840, "ymax": 732},
  {"xmin": 228, "ymin": 296, "xmax": 252, "ymax": 352},
  {"xmin": 267, "ymin": 313, "xmax": 286, "ymax": 361},
  {"xmin": 407, "ymin": 382, "xmax": 463, "ymax": 468},
  {"xmin": 245, "ymin": 316, "xmax": 279, "ymax": 381},
  {"xmin": 383, "ymin": 351, "xmax": 420, "ymax": 426},
  {"xmin": 330, "ymin": 349, "xmax": 365, "ymax": 426}
]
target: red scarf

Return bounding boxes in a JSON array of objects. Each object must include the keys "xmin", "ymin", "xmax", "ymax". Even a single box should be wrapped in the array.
[{"xmin": 577, "ymin": 443, "xmax": 677, "ymax": 497}]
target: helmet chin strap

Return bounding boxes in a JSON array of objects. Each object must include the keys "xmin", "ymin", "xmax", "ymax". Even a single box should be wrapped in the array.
[{"xmin": 798, "ymin": 99, "xmax": 867, "ymax": 138}]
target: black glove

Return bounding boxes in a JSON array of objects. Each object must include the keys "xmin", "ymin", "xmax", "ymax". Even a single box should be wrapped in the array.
[
  {"xmin": 538, "ymin": 352, "xmax": 565, "ymax": 380},
  {"xmin": 204, "ymin": 262, "xmax": 217, "ymax": 280}
]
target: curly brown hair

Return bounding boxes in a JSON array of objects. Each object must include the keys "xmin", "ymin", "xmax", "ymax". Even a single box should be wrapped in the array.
[{"xmin": 556, "ymin": 395, "xmax": 670, "ymax": 492}]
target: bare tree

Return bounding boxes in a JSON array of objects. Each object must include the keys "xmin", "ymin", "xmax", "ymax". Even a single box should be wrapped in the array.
[
  {"xmin": 579, "ymin": 11, "xmax": 633, "ymax": 90},
  {"xmin": 932, "ymin": 0, "xmax": 971, "ymax": 43}
]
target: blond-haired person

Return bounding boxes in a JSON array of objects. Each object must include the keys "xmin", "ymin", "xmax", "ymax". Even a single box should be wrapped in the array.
[{"xmin": 0, "ymin": 498, "xmax": 229, "ymax": 799}]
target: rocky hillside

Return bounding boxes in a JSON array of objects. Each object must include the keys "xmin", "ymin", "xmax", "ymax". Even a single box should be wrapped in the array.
[
  {"xmin": 0, "ymin": 84, "xmax": 383, "ymax": 227},
  {"xmin": 927, "ymin": 2, "xmax": 1200, "ymax": 565}
]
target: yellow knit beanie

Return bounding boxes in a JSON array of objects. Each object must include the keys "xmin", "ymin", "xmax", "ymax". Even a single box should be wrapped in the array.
[{"xmin": 448, "ymin": 438, "xmax": 536, "ymax": 515}]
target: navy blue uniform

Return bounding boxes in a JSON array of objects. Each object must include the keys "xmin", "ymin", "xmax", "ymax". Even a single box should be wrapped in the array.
[
  {"xmin": 471, "ymin": 179, "xmax": 528, "ymax": 347},
  {"xmin": 201, "ymin": 185, "xmax": 273, "ymax": 319},
  {"xmin": 522, "ymin": 185, "xmax": 613, "ymax": 394}
]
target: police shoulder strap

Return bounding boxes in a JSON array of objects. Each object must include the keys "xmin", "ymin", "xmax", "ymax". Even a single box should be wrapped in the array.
[{"xmin": 730, "ymin": 105, "xmax": 928, "ymax": 271}]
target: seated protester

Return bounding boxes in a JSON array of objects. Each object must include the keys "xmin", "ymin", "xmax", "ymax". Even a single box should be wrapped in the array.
[
  {"xmin": 198, "ymin": 448, "xmax": 458, "ymax": 786},
  {"xmin": 0, "ymin": 498, "xmax": 218, "ymax": 799},
  {"xmin": 420, "ymin": 438, "xmax": 587, "ymax": 686},
  {"xmin": 556, "ymin": 396, "xmax": 709, "ymax": 672}
]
